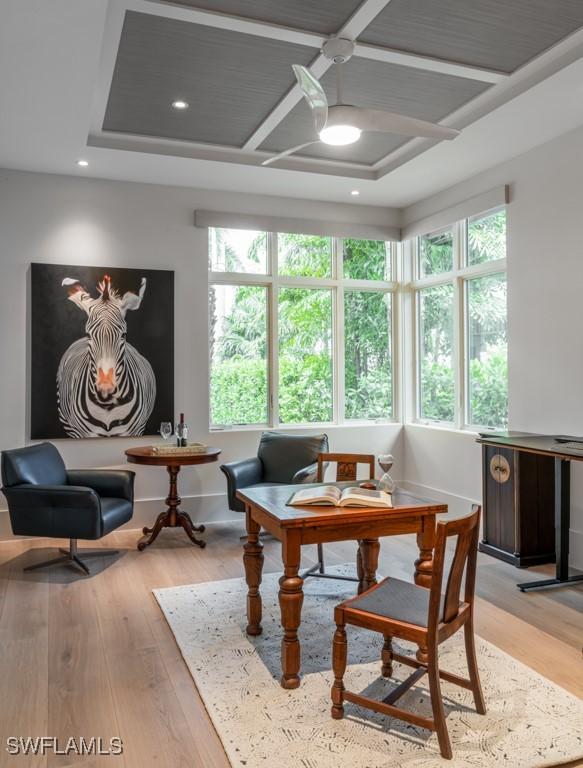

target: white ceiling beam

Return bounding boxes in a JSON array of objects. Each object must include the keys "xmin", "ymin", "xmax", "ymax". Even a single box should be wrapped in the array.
[
  {"xmin": 143, "ymin": 0, "xmax": 323, "ymax": 47},
  {"xmin": 242, "ymin": 0, "xmax": 395, "ymax": 150},
  {"xmin": 371, "ymin": 25, "xmax": 583, "ymax": 178},
  {"xmin": 149, "ymin": 0, "xmax": 505, "ymax": 84},
  {"xmin": 354, "ymin": 43, "xmax": 507, "ymax": 83}
]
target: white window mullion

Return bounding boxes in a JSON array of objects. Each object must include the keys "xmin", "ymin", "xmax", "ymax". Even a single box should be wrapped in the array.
[
  {"xmin": 334, "ymin": 237, "xmax": 344, "ymax": 424},
  {"xmin": 268, "ymin": 233, "xmax": 279, "ymax": 428}
]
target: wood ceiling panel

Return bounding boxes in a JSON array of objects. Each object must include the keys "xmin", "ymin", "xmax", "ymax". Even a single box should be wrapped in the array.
[
  {"xmin": 360, "ymin": 0, "xmax": 583, "ymax": 74},
  {"xmin": 102, "ymin": 11, "xmax": 315, "ymax": 147},
  {"xmin": 260, "ymin": 58, "xmax": 489, "ymax": 165},
  {"xmin": 166, "ymin": 0, "xmax": 364, "ymax": 35}
]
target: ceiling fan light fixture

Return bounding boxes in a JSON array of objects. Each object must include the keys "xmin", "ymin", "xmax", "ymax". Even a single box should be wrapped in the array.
[{"xmin": 319, "ymin": 124, "xmax": 361, "ymax": 146}]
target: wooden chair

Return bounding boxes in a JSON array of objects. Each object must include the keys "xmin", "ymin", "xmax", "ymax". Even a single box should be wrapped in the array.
[
  {"xmin": 301, "ymin": 452, "xmax": 375, "ymax": 582},
  {"xmin": 330, "ymin": 505, "xmax": 485, "ymax": 760}
]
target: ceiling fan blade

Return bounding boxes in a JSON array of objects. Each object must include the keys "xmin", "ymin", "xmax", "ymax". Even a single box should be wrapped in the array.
[
  {"xmin": 292, "ymin": 64, "xmax": 328, "ymax": 134},
  {"xmin": 328, "ymin": 105, "xmax": 460, "ymax": 140},
  {"xmin": 261, "ymin": 141, "xmax": 320, "ymax": 167}
]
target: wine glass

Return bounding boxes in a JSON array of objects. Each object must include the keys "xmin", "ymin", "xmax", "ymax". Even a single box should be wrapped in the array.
[
  {"xmin": 378, "ymin": 453, "xmax": 395, "ymax": 493},
  {"xmin": 159, "ymin": 421, "xmax": 172, "ymax": 441}
]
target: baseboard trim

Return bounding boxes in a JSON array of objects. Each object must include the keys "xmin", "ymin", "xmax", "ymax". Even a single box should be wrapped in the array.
[{"xmin": 397, "ymin": 480, "xmax": 478, "ymax": 519}]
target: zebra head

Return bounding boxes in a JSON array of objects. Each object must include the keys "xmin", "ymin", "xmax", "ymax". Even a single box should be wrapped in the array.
[{"xmin": 62, "ymin": 274, "xmax": 147, "ymax": 403}]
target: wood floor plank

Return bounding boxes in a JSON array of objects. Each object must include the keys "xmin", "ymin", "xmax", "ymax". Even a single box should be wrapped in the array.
[
  {"xmin": 0, "ymin": 554, "xmax": 50, "ymax": 768},
  {"xmin": 47, "ymin": 568, "xmax": 125, "ymax": 768}
]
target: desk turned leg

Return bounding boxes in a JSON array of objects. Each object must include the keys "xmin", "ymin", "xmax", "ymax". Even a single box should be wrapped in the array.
[
  {"xmin": 358, "ymin": 539, "xmax": 380, "ymax": 594},
  {"xmin": 279, "ymin": 533, "xmax": 303, "ymax": 689},
  {"xmin": 414, "ymin": 514, "xmax": 435, "ymax": 589},
  {"xmin": 244, "ymin": 510, "xmax": 264, "ymax": 637}
]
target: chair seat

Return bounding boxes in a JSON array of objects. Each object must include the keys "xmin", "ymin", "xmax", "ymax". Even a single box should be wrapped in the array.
[
  {"xmin": 345, "ymin": 576, "xmax": 446, "ymax": 628},
  {"xmin": 101, "ymin": 497, "xmax": 133, "ymax": 536}
]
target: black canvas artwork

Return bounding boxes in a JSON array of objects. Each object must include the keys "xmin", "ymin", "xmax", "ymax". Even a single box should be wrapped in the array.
[{"xmin": 30, "ymin": 263, "xmax": 174, "ymax": 439}]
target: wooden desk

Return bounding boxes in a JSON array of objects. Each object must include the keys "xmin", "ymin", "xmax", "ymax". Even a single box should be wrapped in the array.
[
  {"xmin": 237, "ymin": 484, "xmax": 446, "ymax": 689},
  {"xmin": 126, "ymin": 446, "xmax": 221, "ymax": 550},
  {"xmin": 477, "ymin": 432, "xmax": 583, "ymax": 591}
]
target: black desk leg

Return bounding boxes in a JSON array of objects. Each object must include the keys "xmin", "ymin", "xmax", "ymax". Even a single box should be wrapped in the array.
[{"xmin": 518, "ymin": 458, "xmax": 583, "ymax": 591}]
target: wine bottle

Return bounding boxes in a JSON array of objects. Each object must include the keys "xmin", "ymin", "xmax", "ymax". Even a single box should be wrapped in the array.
[
  {"xmin": 181, "ymin": 417, "xmax": 188, "ymax": 447},
  {"xmin": 176, "ymin": 412, "xmax": 184, "ymax": 447}
]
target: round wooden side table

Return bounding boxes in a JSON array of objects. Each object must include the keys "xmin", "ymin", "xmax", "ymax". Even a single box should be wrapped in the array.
[{"xmin": 125, "ymin": 446, "xmax": 221, "ymax": 550}]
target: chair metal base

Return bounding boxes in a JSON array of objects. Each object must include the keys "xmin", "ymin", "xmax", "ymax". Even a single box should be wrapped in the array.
[
  {"xmin": 24, "ymin": 539, "xmax": 119, "ymax": 575},
  {"xmin": 301, "ymin": 543, "xmax": 359, "ymax": 582}
]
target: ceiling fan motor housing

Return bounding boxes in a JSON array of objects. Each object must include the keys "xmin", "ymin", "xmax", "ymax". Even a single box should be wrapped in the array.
[{"xmin": 322, "ymin": 37, "xmax": 355, "ymax": 64}]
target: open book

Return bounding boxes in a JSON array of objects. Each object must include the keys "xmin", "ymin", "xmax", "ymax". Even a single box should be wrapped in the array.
[{"xmin": 287, "ymin": 485, "xmax": 392, "ymax": 509}]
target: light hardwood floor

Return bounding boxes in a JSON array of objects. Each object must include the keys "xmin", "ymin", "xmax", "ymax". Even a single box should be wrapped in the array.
[{"xmin": 0, "ymin": 523, "xmax": 582, "ymax": 768}]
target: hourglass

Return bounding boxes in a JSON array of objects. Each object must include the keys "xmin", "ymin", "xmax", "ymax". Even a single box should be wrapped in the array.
[{"xmin": 377, "ymin": 454, "xmax": 395, "ymax": 493}]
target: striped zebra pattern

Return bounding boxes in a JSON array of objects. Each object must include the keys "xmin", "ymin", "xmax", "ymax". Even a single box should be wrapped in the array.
[{"xmin": 57, "ymin": 274, "xmax": 156, "ymax": 438}]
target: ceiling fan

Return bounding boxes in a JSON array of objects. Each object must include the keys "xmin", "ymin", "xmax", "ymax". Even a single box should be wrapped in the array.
[{"xmin": 262, "ymin": 37, "xmax": 460, "ymax": 167}]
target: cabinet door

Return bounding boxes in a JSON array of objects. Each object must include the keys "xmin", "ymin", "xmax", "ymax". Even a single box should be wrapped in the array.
[{"xmin": 484, "ymin": 445, "xmax": 515, "ymax": 553}]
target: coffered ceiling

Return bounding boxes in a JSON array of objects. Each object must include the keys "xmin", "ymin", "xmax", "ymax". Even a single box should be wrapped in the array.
[
  {"xmin": 3, "ymin": 0, "xmax": 583, "ymax": 206},
  {"xmin": 92, "ymin": 0, "xmax": 583, "ymax": 178}
]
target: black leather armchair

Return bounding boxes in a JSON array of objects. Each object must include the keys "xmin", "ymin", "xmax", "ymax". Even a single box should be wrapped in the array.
[
  {"xmin": 1, "ymin": 442, "xmax": 135, "ymax": 574},
  {"xmin": 220, "ymin": 431, "xmax": 329, "ymax": 513}
]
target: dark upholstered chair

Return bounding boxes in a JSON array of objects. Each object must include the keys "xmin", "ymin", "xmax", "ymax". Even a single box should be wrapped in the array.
[
  {"xmin": 1, "ymin": 442, "xmax": 134, "ymax": 574},
  {"xmin": 220, "ymin": 432, "xmax": 329, "ymax": 514}
]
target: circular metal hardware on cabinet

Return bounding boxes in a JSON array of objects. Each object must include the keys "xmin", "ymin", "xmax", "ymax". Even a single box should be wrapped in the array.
[{"xmin": 490, "ymin": 454, "xmax": 510, "ymax": 483}]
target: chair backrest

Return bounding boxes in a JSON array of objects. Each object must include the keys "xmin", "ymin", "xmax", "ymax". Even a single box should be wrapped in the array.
[
  {"xmin": 428, "ymin": 505, "xmax": 481, "ymax": 629},
  {"xmin": 317, "ymin": 452, "xmax": 375, "ymax": 482},
  {"xmin": 1, "ymin": 442, "xmax": 67, "ymax": 488},
  {"xmin": 258, "ymin": 432, "xmax": 329, "ymax": 483}
]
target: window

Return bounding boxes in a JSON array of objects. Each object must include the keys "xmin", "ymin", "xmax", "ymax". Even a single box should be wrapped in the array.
[
  {"xmin": 413, "ymin": 208, "xmax": 508, "ymax": 429},
  {"xmin": 209, "ymin": 228, "xmax": 395, "ymax": 427},
  {"xmin": 344, "ymin": 291, "xmax": 392, "ymax": 420},
  {"xmin": 209, "ymin": 284, "xmax": 268, "ymax": 426},
  {"xmin": 418, "ymin": 284, "xmax": 455, "ymax": 422}
]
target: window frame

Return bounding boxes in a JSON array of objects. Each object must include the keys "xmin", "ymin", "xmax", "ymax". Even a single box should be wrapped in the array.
[
  {"xmin": 411, "ymin": 207, "xmax": 507, "ymax": 431},
  {"xmin": 209, "ymin": 232, "xmax": 398, "ymax": 430}
]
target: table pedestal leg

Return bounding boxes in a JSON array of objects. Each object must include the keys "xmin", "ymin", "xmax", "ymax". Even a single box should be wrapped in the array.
[
  {"xmin": 137, "ymin": 464, "xmax": 206, "ymax": 550},
  {"xmin": 414, "ymin": 514, "xmax": 435, "ymax": 664},
  {"xmin": 244, "ymin": 511, "xmax": 264, "ymax": 636},
  {"xmin": 279, "ymin": 533, "xmax": 303, "ymax": 689},
  {"xmin": 414, "ymin": 515, "xmax": 435, "ymax": 589},
  {"xmin": 358, "ymin": 538, "xmax": 380, "ymax": 594}
]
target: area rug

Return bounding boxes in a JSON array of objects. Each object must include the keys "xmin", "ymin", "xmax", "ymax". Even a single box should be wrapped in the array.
[{"xmin": 153, "ymin": 568, "xmax": 583, "ymax": 768}]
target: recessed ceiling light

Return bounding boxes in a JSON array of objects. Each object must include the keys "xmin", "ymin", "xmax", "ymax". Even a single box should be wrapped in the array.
[
  {"xmin": 351, "ymin": 189, "xmax": 360, "ymax": 196},
  {"xmin": 77, "ymin": 159, "xmax": 89, "ymax": 167},
  {"xmin": 172, "ymin": 100, "xmax": 189, "ymax": 110}
]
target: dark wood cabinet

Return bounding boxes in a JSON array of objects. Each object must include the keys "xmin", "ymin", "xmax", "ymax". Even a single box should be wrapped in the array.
[{"xmin": 479, "ymin": 444, "xmax": 555, "ymax": 567}]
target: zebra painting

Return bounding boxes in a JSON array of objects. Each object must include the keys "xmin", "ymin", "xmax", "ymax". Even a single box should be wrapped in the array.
[{"xmin": 56, "ymin": 274, "xmax": 156, "ymax": 437}]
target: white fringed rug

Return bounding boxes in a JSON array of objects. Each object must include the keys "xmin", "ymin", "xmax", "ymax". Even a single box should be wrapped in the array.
[{"xmin": 153, "ymin": 568, "xmax": 583, "ymax": 768}]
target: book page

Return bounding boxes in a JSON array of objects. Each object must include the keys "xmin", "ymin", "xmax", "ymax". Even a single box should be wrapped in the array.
[
  {"xmin": 339, "ymin": 487, "xmax": 392, "ymax": 508},
  {"xmin": 288, "ymin": 485, "xmax": 342, "ymax": 506}
]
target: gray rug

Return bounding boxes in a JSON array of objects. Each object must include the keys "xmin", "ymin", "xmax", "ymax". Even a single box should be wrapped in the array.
[{"xmin": 154, "ymin": 567, "xmax": 583, "ymax": 768}]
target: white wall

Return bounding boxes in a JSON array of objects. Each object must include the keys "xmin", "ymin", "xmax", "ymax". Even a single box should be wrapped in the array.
[
  {"xmin": 0, "ymin": 168, "xmax": 403, "ymax": 538},
  {"xmin": 401, "ymin": 122, "xmax": 583, "ymax": 569}
]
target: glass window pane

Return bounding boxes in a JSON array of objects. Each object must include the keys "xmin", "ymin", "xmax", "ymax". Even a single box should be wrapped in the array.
[
  {"xmin": 467, "ymin": 273, "xmax": 508, "ymax": 427},
  {"xmin": 344, "ymin": 291, "xmax": 392, "ymax": 419},
  {"xmin": 418, "ymin": 229, "xmax": 453, "ymax": 277},
  {"xmin": 418, "ymin": 284, "xmax": 455, "ymax": 422},
  {"xmin": 467, "ymin": 209, "xmax": 506, "ymax": 266},
  {"xmin": 278, "ymin": 288, "xmax": 333, "ymax": 423},
  {"xmin": 209, "ymin": 284, "xmax": 268, "ymax": 425},
  {"xmin": 209, "ymin": 227, "xmax": 267, "ymax": 274},
  {"xmin": 278, "ymin": 233, "xmax": 332, "ymax": 277},
  {"xmin": 343, "ymin": 239, "xmax": 390, "ymax": 280}
]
